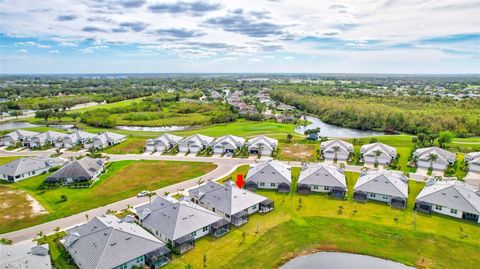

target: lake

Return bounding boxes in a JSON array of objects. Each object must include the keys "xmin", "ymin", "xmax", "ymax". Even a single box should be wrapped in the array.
[
  {"xmin": 281, "ymin": 252, "xmax": 414, "ymax": 269},
  {"xmin": 116, "ymin": 125, "xmax": 189, "ymax": 132},
  {"xmin": 0, "ymin": 121, "xmax": 37, "ymax": 131},
  {"xmin": 295, "ymin": 115, "xmax": 386, "ymax": 138}
]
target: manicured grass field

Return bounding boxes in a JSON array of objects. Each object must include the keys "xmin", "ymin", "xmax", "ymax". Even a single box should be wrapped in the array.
[
  {"xmin": 165, "ymin": 170, "xmax": 480, "ymax": 269},
  {"xmin": 104, "ymin": 137, "xmax": 146, "ymax": 154},
  {"xmin": 0, "ymin": 156, "xmax": 25, "ymax": 165},
  {"xmin": 0, "ymin": 160, "xmax": 217, "ymax": 234}
]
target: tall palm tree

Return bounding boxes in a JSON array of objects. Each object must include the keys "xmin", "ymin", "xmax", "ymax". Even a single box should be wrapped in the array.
[
  {"xmin": 196, "ymin": 177, "xmax": 204, "ymax": 186},
  {"xmin": 427, "ymin": 153, "xmax": 439, "ymax": 170},
  {"xmin": 286, "ymin": 134, "xmax": 293, "ymax": 143},
  {"xmin": 374, "ymin": 150, "xmax": 382, "ymax": 165},
  {"xmin": 333, "ymin": 146, "xmax": 341, "ymax": 161},
  {"xmin": 146, "ymin": 191, "xmax": 157, "ymax": 204}
]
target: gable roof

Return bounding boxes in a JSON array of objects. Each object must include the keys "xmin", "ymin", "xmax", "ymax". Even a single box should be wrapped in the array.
[
  {"xmin": 3, "ymin": 129, "xmax": 39, "ymax": 140},
  {"xmin": 320, "ymin": 139, "xmax": 354, "ymax": 152},
  {"xmin": 178, "ymin": 134, "xmax": 214, "ymax": 146},
  {"xmin": 298, "ymin": 164, "xmax": 346, "ymax": 188},
  {"xmin": 155, "ymin": 133, "xmax": 183, "ymax": 145},
  {"xmin": 189, "ymin": 181, "xmax": 268, "ymax": 215},
  {"xmin": 246, "ymin": 160, "xmax": 291, "ymax": 184},
  {"xmin": 66, "ymin": 131, "xmax": 97, "ymax": 143},
  {"xmin": 413, "ymin": 147, "xmax": 456, "ymax": 163},
  {"xmin": 246, "ymin": 135, "xmax": 278, "ymax": 148},
  {"xmin": 416, "ymin": 180, "xmax": 480, "ymax": 214},
  {"xmin": 360, "ymin": 142, "xmax": 397, "ymax": 157},
  {"xmin": 136, "ymin": 197, "xmax": 223, "ymax": 241},
  {"xmin": 0, "ymin": 241, "xmax": 51, "ymax": 269},
  {"xmin": 65, "ymin": 215, "xmax": 165, "ymax": 269},
  {"xmin": 354, "ymin": 170, "xmax": 408, "ymax": 198},
  {"xmin": 30, "ymin": 131, "xmax": 66, "ymax": 143},
  {"xmin": 211, "ymin": 135, "xmax": 246, "ymax": 148},
  {"xmin": 0, "ymin": 157, "xmax": 65, "ymax": 177},
  {"xmin": 465, "ymin": 152, "xmax": 480, "ymax": 164},
  {"xmin": 47, "ymin": 157, "xmax": 104, "ymax": 181}
]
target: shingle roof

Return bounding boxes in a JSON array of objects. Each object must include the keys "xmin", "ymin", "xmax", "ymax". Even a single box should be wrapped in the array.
[
  {"xmin": 354, "ymin": 170, "xmax": 408, "ymax": 198},
  {"xmin": 0, "ymin": 157, "xmax": 65, "ymax": 177},
  {"xmin": 211, "ymin": 135, "xmax": 246, "ymax": 148},
  {"xmin": 413, "ymin": 147, "xmax": 456, "ymax": 163},
  {"xmin": 246, "ymin": 160, "xmax": 291, "ymax": 184},
  {"xmin": 465, "ymin": 152, "xmax": 480, "ymax": 164},
  {"xmin": 156, "ymin": 133, "xmax": 183, "ymax": 144},
  {"xmin": 65, "ymin": 131, "xmax": 96, "ymax": 143},
  {"xmin": 65, "ymin": 215, "xmax": 165, "ymax": 269},
  {"xmin": 32, "ymin": 131, "xmax": 66, "ymax": 143},
  {"xmin": 360, "ymin": 142, "xmax": 397, "ymax": 157},
  {"xmin": 416, "ymin": 180, "xmax": 480, "ymax": 214},
  {"xmin": 2, "ymin": 129, "xmax": 39, "ymax": 141},
  {"xmin": 320, "ymin": 139, "xmax": 354, "ymax": 152},
  {"xmin": 246, "ymin": 135, "xmax": 278, "ymax": 148},
  {"xmin": 136, "ymin": 197, "xmax": 223, "ymax": 241},
  {"xmin": 0, "ymin": 241, "xmax": 52, "ymax": 269},
  {"xmin": 189, "ymin": 181, "xmax": 268, "ymax": 215},
  {"xmin": 298, "ymin": 164, "xmax": 346, "ymax": 188},
  {"xmin": 178, "ymin": 134, "xmax": 214, "ymax": 147},
  {"xmin": 47, "ymin": 157, "xmax": 104, "ymax": 182}
]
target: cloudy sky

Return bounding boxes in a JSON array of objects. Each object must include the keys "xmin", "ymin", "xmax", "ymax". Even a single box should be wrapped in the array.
[{"xmin": 0, "ymin": 0, "xmax": 479, "ymax": 74}]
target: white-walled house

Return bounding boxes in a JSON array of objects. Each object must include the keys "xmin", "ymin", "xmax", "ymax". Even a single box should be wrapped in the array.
[
  {"xmin": 465, "ymin": 152, "xmax": 480, "ymax": 173},
  {"xmin": 211, "ymin": 135, "xmax": 245, "ymax": 154},
  {"xmin": 56, "ymin": 131, "xmax": 96, "ymax": 148},
  {"xmin": 0, "ymin": 157, "xmax": 65, "ymax": 182},
  {"xmin": 177, "ymin": 134, "xmax": 214, "ymax": 154},
  {"xmin": 27, "ymin": 131, "xmax": 66, "ymax": 148},
  {"xmin": 415, "ymin": 180, "xmax": 480, "ymax": 223},
  {"xmin": 145, "ymin": 133, "xmax": 183, "ymax": 153},
  {"xmin": 0, "ymin": 129, "xmax": 39, "ymax": 147},
  {"xmin": 353, "ymin": 170, "xmax": 409, "ymax": 209},
  {"xmin": 360, "ymin": 142, "xmax": 397, "ymax": 165},
  {"xmin": 45, "ymin": 157, "xmax": 105, "ymax": 184},
  {"xmin": 136, "ymin": 197, "xmax": 226, "ymax": 254},
  {"xmin": 246, "ymin": 135, "xmax": 278, "ymax": 156},
  {"xmin": 320, "ymin": 139, "xmax": 354, "ymax": 162},
  {"xmin": 245, "ymin": 160, "xmax": 292, "ymax": 192},
  {"xmin": 86, "ymin": 131, "xmax": 127, "ymax": 149},
  {"xmin": 189, "ymin": 181, "xmax": 273, "ymax": 227},
  {"xmin": 413, "ymin": 147, "xmax": 456, "ymax": 171},
  {"xmin": 297, "ymin": 164, "xmax": 347, "ymax": 198}
]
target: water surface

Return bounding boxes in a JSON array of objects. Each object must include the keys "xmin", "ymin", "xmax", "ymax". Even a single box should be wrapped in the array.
[
  {"xmin": 116, "ymin": 125, "xmax": 189, "ymax": 132},
  {"xmin": 0, "ymin": 121, "xmax": 37, "ymax": 131},
  {"xmin": 295, "ymin": 115, "xmax": 386, "ymax": 138}
]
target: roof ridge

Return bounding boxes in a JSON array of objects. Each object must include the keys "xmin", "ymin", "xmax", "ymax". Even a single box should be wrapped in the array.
[{"xmin": 454, "ymin": 184, "xmax": 480, "ymax": 212}]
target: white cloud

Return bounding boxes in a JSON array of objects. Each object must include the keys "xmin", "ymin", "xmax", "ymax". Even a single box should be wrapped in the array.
[
  {"xmin": 17, "ymin": 49, "xmax": 28, "ymax": 53},
  {"xmin": 248, "ymin": 58, "xmax": 263, "ymax": 63},
  {"xmin": 49, "ymin": 50, "xmax": 60, "ymax": 53}
]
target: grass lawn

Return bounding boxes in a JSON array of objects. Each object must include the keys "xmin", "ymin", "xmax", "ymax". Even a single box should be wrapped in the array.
[
  {"xmin": 0, "ymin": 160, "xmax": 217, "ymax": 234},
  {"xmin": 165, "ymin": 169, "xmax": 480, "ymax": 269},
  {"xmin": 104, "ymin": 137, "xmax": 146, "ymax": 154},
  {"xmin": 218, "ymin": 165, "xmax": 250, "ymax": 183},
  {"xmin": 0, "ymin": 156, "xmax": 25, "ymax": 165},
  {"xmin": 279, "ymin": 142, "xmax": 318, "ymax": 162}
]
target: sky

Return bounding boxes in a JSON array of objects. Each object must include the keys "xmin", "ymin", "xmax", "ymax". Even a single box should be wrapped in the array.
[{"xmin": 0, "ymin": 0, "xmax": 479, "ymax": 74}]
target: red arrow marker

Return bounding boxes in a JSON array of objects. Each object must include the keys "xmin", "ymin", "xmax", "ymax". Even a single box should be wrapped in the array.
[{"xmin": 236, "ymin": 174, "xmax": 245, "ymax": 189}]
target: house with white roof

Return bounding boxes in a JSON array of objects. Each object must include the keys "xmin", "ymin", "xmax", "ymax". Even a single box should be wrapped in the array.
[
  {"xmin": 0, "ymin": 240, "xmax": 52, "ymax": 269},
  {"xmin": 86, "ymin": 132, "xmax": 127, "ymax": 149},
  {"xmin": 0, "ymin": 156, "xmax": 66, "ymax": 182},
  {"xmin": 26, "ymin": 130, "xmax": 65, "ymax": 148},
  {"xmin": 177, "ymin": 134, "xmax": 214, "ymax": 154},
  {"xmin": 56, "ymin": 130, "xmax": 97, "ymax": 148},
  {"xmin": 360, "ymin": 142, "xmax": 397, "ymax": 165},
  {"xmin": 63, "ymin": 215, "xmax": 171, "ymax": 269},
  {"xmin": 136, "ymin": 197, "xmax": 227, "ymax": 254},
  {"xmin": 320, "ymin": 139, "xmax": 354, "ymax": 162},
  {"xmin": 45, "ymin": 157, "xmax": 105, "ymax": 184},
  {"xmin": 353, "ymin": 170, "xmax": 409, "ymax": 209},
  {"xmin": 145, "ymin": 133, "xmax": 183, "ymax": 153},
  {"xmin": 465, "ymin": 152, "xmax": 480, "ymax": 173},
  {"xmin": 245, "ymin": 160, "xmax": 292, "ymax": 192},
  {"xmin": 415, "ymin": 180, "xmax": 480, "ymax": 223},
  {"xmin": 211, "ymin": 135, "xmax": 246, "ymax": 154},
  {"xmin": 189, "ymin": 181, "xmax": 273, "ymax": 226},
  {"xmin": 245, "ymin": 135, "xmax": 278, "ymax": 156},
  {"xmin": 297, "ymin": 164, "xmax": 347, "ymax": 198},
  {"xmin": 0, "ymin": 129, "xmax": 39, "ymax": 146},
  {"xmin": 413, "ymin": 147, "xmax": 456, "ymax": 171}
]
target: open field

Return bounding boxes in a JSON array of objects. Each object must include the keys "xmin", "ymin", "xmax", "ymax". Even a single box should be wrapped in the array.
[
  {"xmin": 165, "ymin": 170, "xmax": 480, "ymax": 269},
  {"xmin": 279, "ymin": 142, "xmax": 317, "ymax": 162},
  {"xmin": 0, "ymin": 160, "xmax": 217, "ymax": 233},
  {"xmin": 0, "ymin": 185, "xmax": 46, "ymax": 229}
]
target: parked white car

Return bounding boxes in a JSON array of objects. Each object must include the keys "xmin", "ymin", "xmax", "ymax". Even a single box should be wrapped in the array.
[{"xmin": 137, "ymin": 190, "xmax": 150, "ymax": 197}]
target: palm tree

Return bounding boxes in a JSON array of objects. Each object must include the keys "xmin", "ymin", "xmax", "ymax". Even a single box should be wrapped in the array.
[
  {"xmin": 146, "ymin": 191, "xmax": 157, "ymax": 204},
  {"xmin": 85, "ymin": 214, "xmax": 89, "ymax": 223},
  {"xmin": 286, "ymin": 133, "xmax": 293, "ymax": 143},
  {"xmin": 196, "ymin": 177, "xmax": 204, "ymax": 186},
  {"xmin": 374, "ymin": 149, "xmax": 382, "ymax": 165},
  {"xmin": 55, "ymin": 148, "xmax": 62, "ymax": 156},
  {"xmin": 427, "ymin": 153, "xmax": 439, "ymax": 170},
  {"xmin": 333, "ymin": 146, "xmax": 341, "ymax": 162}
]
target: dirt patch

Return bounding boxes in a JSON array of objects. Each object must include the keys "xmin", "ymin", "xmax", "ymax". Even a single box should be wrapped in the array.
[
  {"xmin": 280, "ymin": 144, "xmax": 316, "ymax": 161},
  {"xmin": 0, "ymin": 185, "xmax": 47, "ymax": 222}
]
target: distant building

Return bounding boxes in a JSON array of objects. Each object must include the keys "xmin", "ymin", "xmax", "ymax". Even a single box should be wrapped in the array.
[
  {"xmin": 177, "ymin": 134, "xmax": 214, "ymax": 154},
  {"xmin": 0, "ymin": 157, "xmax": 66, "ymax": 182},
  {"xmin": 0, "ymin": 129, "xmax": 39, "ymax": 146},
  {"xmin": 276, "ymin": 103, "xmax": 295, "ymax": 111},
  {"xmin": 0, "ymin": 241, "xmax": 52, "ymax": 269},
  {"xmin": 297, "ymin": 164, "xmax": 347, "ymax": 198},
  {"xmin": 56, "ymin": 130, "xmax": 97, "ymax": 148},
  {"xmin": 246, "ymin": 135, "xmax": 278, "ymax": 156},
  {"xmin": 211, "ymin": 135, "xmax": 245, "ymax": 154},
  {"xmin": 86, "ymin": 132, "xmax": 127, "ymax": 149},
  {"xmin": 145, "ymin": 133, "xmax": 183, "ymax": 153},
  {"xmin": 320, "ymin": 139, "xmax": 354, "ymax": 162},
  {"xmin": 27, "ymin": 131, "xmax": 66, "ymax": 148}
]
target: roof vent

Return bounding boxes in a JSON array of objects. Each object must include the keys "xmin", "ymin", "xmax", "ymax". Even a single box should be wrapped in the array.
[{"xmin": 110, "ymin": 242, "xmax": 116, "ymax": 246}]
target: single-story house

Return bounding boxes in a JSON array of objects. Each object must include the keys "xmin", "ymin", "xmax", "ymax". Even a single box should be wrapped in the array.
[
  {"xmin": 413, "ymin": 147, "xmax": 456, "ymax": 171},
  {"xmin": 145, "ymin": 133, "xmax": 183, "ymax": 153},
  {"xmin": 0, "ymin": 240, "xmax": 52, "ymax": 269},
  {"xmin": 0, "ymin": 156, "xmax": 66, "ymax": 182},
  {"xmin": 136, "ymin": 197, "xmax": 226, "ymax": 254},
  {"xmin": 360, "ymin": 142, "xmax": 397, "ymax": 165},
  {"xmin": 86, "ymin": 132, "xmax": 127, "ymax": 149},
  {"xmin": 27, "ymin": 131, "xmax": 66, "ymax": 148},
  {"xmin": 211, "ymin": 135, "xmax": 245, "ymax": 154},
  {"xmin": 276, "ymin": 103, "xmax": 295, "ymax": 111},
  {"xmin": 63, "ymin": 215, "xmax": 171, "ymax": 269},
  {"xmin": 415, "ymin": 180, "xmax": 480, "ymax": 223},
  {"xmin": 274, "ymin": 114, "xmax": 295, "ymax": 123},
  {"xmin": 245, "ymin": 160, "xmax": 292, "ymax": 192},
  {"xmin": 0, "ymin": 129, "xmax": 39, "ymax": 147},
  {"xmin": 45, "ymin": 157, "xmax": 105, "ymax": 184},
  {"xmin": 56, "ymin": 131, "xmax": 97, "ymax": 148},
  {"xmin": 320, "ymin": 139, "xmax": 354, "ymax": 162},
  {"xmin": 246, "ymin": 135, "xmax": 278, "ymax": 156},
  {"xmin": 465, "ymin": 152, "xmax": 480, "ymax": 173},
  {"xmin": 189, "ymin": 181, "xmax": 273, "ymax": 227},
  {"xmin": 297, "ymin": 164, "xmax": 347, "ymax": 198},
  {"xmin": 177, "ymin": 134, "xmax": 214, "ymax": 154},
  {"xmin": 353, "ymin": 170, "xmax": 409, "ymax": 209}
]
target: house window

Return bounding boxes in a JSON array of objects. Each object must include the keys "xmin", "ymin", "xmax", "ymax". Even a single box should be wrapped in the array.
[
  {"xmin": 370, "ymin": 193, "xmax": 376, "ymax": 198},
  {"xmin": 313, "ymin": 185, "xmax": 319, "ymax": 190},
  {"xmin": 260, "ymin": 182, "xmax": 265, "ymax": 187},
  {"xmin": 271, "ymin": 183, "xmax": 276, "ymax": 187},
  {"xmin": 435, "ymin": 205, "xmax": 442, "ymax": 210},
  {"xmin": 450, "ymin": 209, "xmax": 458, "ymax": 214},
  {"xmin": 253, "ymin": 205, "xmax": 257, "ymax": 210},
  {"xmin": 192, "ymin": 231, "xmax": 197, "ymax": 237},
  {"xmin": 203, "ymin": 226, "xmax": 208, "ymax": 232},
  {"xmin": 324, "ymin": 186, "xmax": 329, "ymax": 191}
]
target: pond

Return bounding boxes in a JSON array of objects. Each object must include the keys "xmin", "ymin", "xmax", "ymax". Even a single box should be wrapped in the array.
[
  {"xmin": 281, "ymin": 252, "xmax": 414, "ymax": 269},
  {"xmin": 0, "ymin": 121, "xmax": 37, "ymax": 131},
  {"xmin": 295, "ymin": 115, "xmax": 386, "ymax": 138},
  {"xmin": 116, "ymin": 125, "xmax": 189, "ymax": 132}
]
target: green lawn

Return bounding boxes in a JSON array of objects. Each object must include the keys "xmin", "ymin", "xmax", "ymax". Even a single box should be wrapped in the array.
[
  {"xmin": 0, "ymin": 160, "xmax": 217, "ymax": 233},
  {"xmin": 0, "ymin": 156, "xmax": 25, "ymax": 165},
  {"xmin": 165, "ymin": 169, "xmax": 480, "ymax": 269}
]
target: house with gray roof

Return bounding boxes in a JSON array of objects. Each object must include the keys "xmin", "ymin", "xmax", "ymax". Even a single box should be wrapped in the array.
[
  {"xmin": 245, "ymin": 135, "xmax": 278, "ymax": 156},
  {"xmin": 297, "ymin": 164, "xmax": 347, "ymax": 198},
  {"xmin": 63, "ymin": 215, "xmax": 171, "ymax": 269},
  {"xmin": 413, "ymin": 147, "xmax": 456, "ymax": 171},
  {"xmin": 353, "ymin": 170, "xmax": 409, "ymax": 209},
  {"xmin": 245, "ymin": 160, "xmax": 292, "ymax": 192},
  {"xmin": 27, "ymin": 130, "xmax": 66, "ymax": 148},
  {"xmin": 86, "ymin": 132, "xmax": 127, "ymax": 149},
  {"xmin": 188, "ymin": 181, "xmax": 273, "ymax": 226},
  {"xmin": 177, "ymin": 134, "xmax": 214, "ymax": 154},
  {"xmin": 211, "ymin": 135, "xmax": 246, "ymax": 155},
  {"xmin": 1, "ymin": 129, "xmax": 39, "ymax": 147},
  {"xmin": 145, "ymin": 133, "xmax": 183, "ymax": 153},
  {"xmin": 136, "ymin": 197, "xmax": 226, "ymax": 254},
  {"xmin": 45, "ymin": 157, "xmax": 105, "ymax": 184},
  {"xmin": 320, "ymin": 139, "xmax": 354, "ymax": 162},
  {"xmin": 465, "ymin": 152, "xmax": 480, "ymax": 173},
  {"xmin": 360, "ymin": 142, "xmax": 397, "ymax": 165},
  {"xmin": 0, "ymin": 156, "xmax": 66, "ymax": 182},
  {"xmin": 0, "ymin": 240, "xmax": 52, "ymax": 269},
  {"xmin": 56, "ymin": 130, "xmax": 97, "ymax": 148},
  {"xmin": 415, "ymin": 180, "xmax": 480, "ymax": 223}
]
